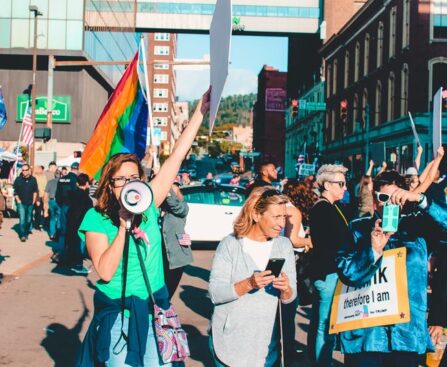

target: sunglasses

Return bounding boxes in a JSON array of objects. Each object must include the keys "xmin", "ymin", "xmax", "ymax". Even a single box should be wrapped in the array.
[
  {"xmin": 375, "ymin": 191, "xmax": 391, "ymax": 203},
  {"xmin": 22, "ymin": 168, "xmax": 30, "ymax": 172},
  {"xmin": 328, "ymin": 181, "xmax": 346, "ymax": 188}
]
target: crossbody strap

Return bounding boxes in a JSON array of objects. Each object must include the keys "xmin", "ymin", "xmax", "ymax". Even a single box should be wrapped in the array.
[{"xmin": 133, "ymin": 236, "xmax": 156, "ymax": 305}]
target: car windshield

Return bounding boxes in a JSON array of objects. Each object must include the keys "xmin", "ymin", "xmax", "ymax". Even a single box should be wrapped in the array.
[{"xmin": 181, "ymin": 186, "xmax": 246, "ymax": 206}]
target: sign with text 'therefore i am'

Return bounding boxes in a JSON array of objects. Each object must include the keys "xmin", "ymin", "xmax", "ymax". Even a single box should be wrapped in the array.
[{"xmin": 329, "ymin": 248, "xmax": 410, "ymax": 334}]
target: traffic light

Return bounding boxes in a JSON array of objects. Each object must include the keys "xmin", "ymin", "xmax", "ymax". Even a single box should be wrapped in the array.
[
  {"xmin": 340, "ymin": 99, "xmax": 348, "ymax": 121},
  {"xmin": 73, "ymin": 151, "xmax": 82, "ymax": 158},
  {"xmin": 291, "ymin": 99, "xmax": 298, "ymax": 118}
]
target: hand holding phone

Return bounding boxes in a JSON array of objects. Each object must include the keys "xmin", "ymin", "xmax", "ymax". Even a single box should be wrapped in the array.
[{"xmin": 265, "ymin": 258, "xmax": 285, "ymax": 278}]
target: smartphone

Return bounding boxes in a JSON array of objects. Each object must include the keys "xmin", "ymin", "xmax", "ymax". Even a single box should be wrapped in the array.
[
  {"xmin": 382, "ymin": 204, "xmax": 400, "ymax": 232},
  {"xmin": 265, "ymin": 258, "xmax": 285, "ymax": 278}
]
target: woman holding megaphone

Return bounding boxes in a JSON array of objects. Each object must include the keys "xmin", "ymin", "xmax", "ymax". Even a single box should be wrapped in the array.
[{"xmin": 76, "ymin": 88, "xmax": 211, "ymax": 367}]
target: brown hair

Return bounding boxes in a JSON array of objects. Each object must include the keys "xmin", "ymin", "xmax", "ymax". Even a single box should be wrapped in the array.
[
  {"xmin": 283, "ymin": 180, "xmax": 317, "ymax": 224},
  {"xmin": 358, "ymin": 175, "xmax": 372, "ymax": 195},
  {"xmin": 233, "ymin": 186, "xmax": 288, "ymax": 238},
  {"xmin": 95, "ymin": 153, "xmax": 146, "ymax": 226}
]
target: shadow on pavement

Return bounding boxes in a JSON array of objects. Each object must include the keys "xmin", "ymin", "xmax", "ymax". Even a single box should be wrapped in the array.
[
  {"xmin": 0, "ymin": 252, "xmax": 10, "ymax": 265},
  {"xmin": 41, "ymin": 291, "xmax": 89, "ymax": 366},
  {"xmin": 184, "ymin": 264, "xmax": 210, "ymax": 282},
  {"xmin": 179, "ymin": 285, "xmax": 213, "ymax": 320},
  {"xmin": 10, "ymin": 223, "xmax": 20, "ymax": 236},
  {"xmin": 183, "ymin": 324, "xmax": 213, "ymax": 366}
]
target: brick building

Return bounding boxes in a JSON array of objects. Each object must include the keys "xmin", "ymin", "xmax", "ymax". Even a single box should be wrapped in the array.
[
  {"xmin": 253, "ymin": 66, "xmax": 288, "ymax": 167},
  {"xmin": 147, "ymin": 32, "xmax": 177, "ymax": 155},
  {"xmin": 320, "ymin": 0, "xmax": 447, "ymax": 175}
]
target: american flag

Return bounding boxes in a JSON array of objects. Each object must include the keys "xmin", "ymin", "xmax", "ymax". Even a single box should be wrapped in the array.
[
  {"xmin": 8, "ymin": 164, "xmax": 15, "ymax": 183},
  {"xmin": 21, "ymin": 107, "xmax": 33, "ymax": 146},
  {"xmin": 176, "ymin": 233, "xmax": 192, "ymax": 247}
]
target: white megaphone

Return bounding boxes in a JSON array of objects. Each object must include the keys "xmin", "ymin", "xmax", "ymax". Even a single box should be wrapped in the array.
[{"xmin": 120, "ymin": 180, "xmax": 153, "ymax": 215}]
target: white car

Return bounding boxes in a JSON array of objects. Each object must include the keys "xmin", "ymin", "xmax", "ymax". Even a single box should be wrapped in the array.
[{"xmin": 181, "ymin": 182, "xmax": 246, "ymax": 242}]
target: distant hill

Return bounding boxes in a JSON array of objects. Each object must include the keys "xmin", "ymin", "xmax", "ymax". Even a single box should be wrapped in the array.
[{"xmin": 188, "ymin": 93, "xmax": 256, "ymax": 130}]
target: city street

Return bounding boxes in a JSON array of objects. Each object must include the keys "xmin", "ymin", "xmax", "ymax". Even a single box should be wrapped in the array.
[{"xmin": 0, "ymin": 218, "xmax": 343, "ymax": 367}]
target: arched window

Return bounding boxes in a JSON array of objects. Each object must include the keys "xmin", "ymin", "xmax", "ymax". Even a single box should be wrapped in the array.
[
  {"xmin": 389, "ymin": 7, "xmax": 397, "ymax": 58},
  {"xmin": 375, "ymin": 81, "xmax": 382, "ymax": 126},
  {"xmin": 388, "ymin": 72, "xmax": 395, "ymax": 121},
  {"xmin": 428, "ymin": 58, "xmax": 447, "ymax": 109},
  {"xmin": 362, "ymin": 89, "xmax": 369, "ymax": 130},
  {"xmin": 333, "ymin": 59, "xmax": 338, "ymax": 95},
  {"xmin": 344, "ymin": 51, "xmax": 350, "ymax": 88},
  {"xmin": 401, "ymin": 64, "xmax": 409, "ymax": 116},
  {"xmin": 353, "ymin": 93, "xmax": 359, "ymax": 134},
  {"xmin": 377, "ymin": 22, "xmax": 384, "ymax": 68},
  {"xmin": 354, "ymin": 42, "xmax": 360, "ymax": 82},
  {"xmin": 364, "ymin": 34, "xmax": 370, "ymax": 76},
  {"xmin": 402, "ymin": 0, "xmax": 410, "ymax": 48}
]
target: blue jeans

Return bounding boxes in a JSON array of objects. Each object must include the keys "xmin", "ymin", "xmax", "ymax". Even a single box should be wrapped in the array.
[
  {"xmin": 16, "ymin": 202, "xmax": 33, "ymax": 238},
  {"xmin": 105, "ymin": 315, "xmax": 174, "ymax": 367},
  {"xmin": 48, "ymin": 199, "xmax": 60, "ymax": 237},
  {"xmin": 308, "ymin": 272, "xmax": 338, "ymax": 367}
]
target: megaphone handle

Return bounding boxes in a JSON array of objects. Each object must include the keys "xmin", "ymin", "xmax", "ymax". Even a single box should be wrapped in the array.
[{"xmin": 126, "ymin": 219, "xmax": 132, "ymax": 230}]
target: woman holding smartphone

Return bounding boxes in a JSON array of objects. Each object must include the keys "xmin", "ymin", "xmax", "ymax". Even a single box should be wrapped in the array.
[{"xmin": 208, "ymin": 186, "xmax": 297, "ymax": 367}]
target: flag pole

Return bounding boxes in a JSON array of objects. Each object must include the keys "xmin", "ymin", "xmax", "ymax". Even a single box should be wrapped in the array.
[
  {"xmin": 11, "ymin": 99, "xmax": 29, "ymax": 182},
  {"xmin": 139, "ymin": 36, "xmax": 159, "ymax": 168}
]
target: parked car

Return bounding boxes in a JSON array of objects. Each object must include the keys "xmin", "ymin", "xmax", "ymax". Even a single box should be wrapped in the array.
[{"xmin": 181, "ymin": 182, "xmax": 246, "ymax": 242}]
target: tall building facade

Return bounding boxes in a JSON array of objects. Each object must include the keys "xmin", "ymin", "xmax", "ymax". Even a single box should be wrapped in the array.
[
  {"xmin": 320, "ymin": 0, "xmax": 447, "ymax": 175},
  {"xmin": 147, "ymin": 32, "xmax": 177, "ymax": 155},
  {"xmin": 253, "ymin": 66, "xmax": 287, "ymax": 167},
  {"xmin": 0, "ymin": 0, "xmax": 140, "ymax": 163}
]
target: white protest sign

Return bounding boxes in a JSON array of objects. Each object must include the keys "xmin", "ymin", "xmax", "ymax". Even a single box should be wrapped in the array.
[
  {"xmin": 433, "ymin": 87, "xmax": 443, "ymax": 157},
  {"xmin": 298, "ymin": 163, "xmax": 315, "ymax": 177},
  {"xmin": 408, "ymin": 112, "xmax": 421, "ymax": 147},
  {"xmin": 329, "ymin": 248, "xmax": 410, "ymax": 334},
  {"xmin": 209, "ymin": 0, "xmax": 232, "ymax": 134}
]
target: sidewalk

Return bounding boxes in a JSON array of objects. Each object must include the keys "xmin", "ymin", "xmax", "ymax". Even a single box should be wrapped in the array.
[{"xmin": 0, "ymin": 218, "xmax": 54, "ymax": 276}]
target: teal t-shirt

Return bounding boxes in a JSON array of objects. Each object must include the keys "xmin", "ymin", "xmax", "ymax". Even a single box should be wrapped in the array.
[{"xmin": 78, "ymin": 200, "xmax": 164, "ymax": 300}]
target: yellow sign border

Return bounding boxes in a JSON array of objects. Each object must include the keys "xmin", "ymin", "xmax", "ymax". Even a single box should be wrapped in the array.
[{"xmin": 329, "ymin": 247, "xmax": 410, "ymax": 334}]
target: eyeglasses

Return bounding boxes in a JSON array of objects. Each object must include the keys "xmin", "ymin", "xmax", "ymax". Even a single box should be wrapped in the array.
[
  {"xmin": 375, "ymin": 191, "xmax": 391, "ymax": 203},
  {"xmin": 328, "ymin": 181, "xmax": 346, "ymax": 188},
  {"xmin": 22, "ymin": 168, "xmax": 29, "ymax": 172},
  {"xmin": 110, "ymin": 175, "xmax": 140, "ymax": 188}
]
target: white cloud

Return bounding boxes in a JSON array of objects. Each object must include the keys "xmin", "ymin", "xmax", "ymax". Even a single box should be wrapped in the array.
[{"xmin": 176, "ymin": 68, "xmax": 258, "ymax": 101}]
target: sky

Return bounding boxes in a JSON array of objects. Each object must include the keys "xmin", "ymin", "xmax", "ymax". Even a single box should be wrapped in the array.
[{"xmin": 175, "ymin": 34, "xmax": 288, "ymax": 101}]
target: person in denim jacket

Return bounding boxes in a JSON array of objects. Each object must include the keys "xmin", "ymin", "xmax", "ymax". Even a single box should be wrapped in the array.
[{"xmin": 336, "ymin": 171, "xmax": 447, "ymax": 367}]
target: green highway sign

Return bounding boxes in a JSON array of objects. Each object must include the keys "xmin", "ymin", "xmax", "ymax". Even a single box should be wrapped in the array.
[
  {"xmin": 240, "ymin": 151, "xmax": 261, "ymax": 158},
  {"xmin": 304, "ymin": 102, "xmax": 326, "ymax": 111},
  {"xmin": 16, "ymin": 95, "xmax": 71, "ymax": 123}
]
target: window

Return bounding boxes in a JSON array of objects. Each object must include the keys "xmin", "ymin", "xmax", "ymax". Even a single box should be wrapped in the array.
[
  {"xmin": 161, "ymin": 131, "xmax": 168, "ymax": 141},
  {"xmin": 353, "ymin": 94, "xmax": 359, "ymax": 134},
  {"xmin": 364, "ymin": 34, "xmax": 370, "ymax": 76},
  {"xmin": 401, "ymin": 64, "xmax": 409, "ymax": 116},
  {"xmin": 377, "ymin": 22, "xmax": 384, "ymax": 68},
  {"xmin": 154, "ymin": 117, "xmax": 168, "ymax": 126},
  {"xmin": 402, "ymin": 0, "xmax": 410, "ymax": 48},
  {"xmin": 154, "ymin": 33, "xmax": 170, "ymax": 41},
  {"xmin": 332, "ymin": 59, "xmax": 338, "ymax": 95},
  {"xmin": 389, "ymin": 7, "xmax": 397, "ymax": 58},
  {"xmin": 154, "ymin": 74, "xmax": 169, "ymax": 84},
  {"xmin": 375, "ymin": 81, "xmax": 382, "ymax": 126},
  {"xmin": 154, "ymin": 63, "xmax": 169, "ymax": 70},
  {"xmin": 154, "ymin": 88, "xmax": 168, "ymax": 98},
  {"xmin": 344, "ymin": 51, "xmax": 350, "ymax": 88},
  {"xmin": 354, "ymin": 42, "xmax": 360, "ymax": 82},
  {"xmin": 326, "ymin": 64, "xmax": 332, "ymax": 96},
  {"xmin": 432, "ymin": 1, "xmax": 447, "ymax": 39},
  {"xmin": 153, "ymin": 103, "xmax": 168, "ymax": 112},
  {"xmin": 361, "ymin": 89, "xmax": 368, "ymax": 131},
  {"xmin": 429, "ymin": 58, "xmax": 447, "ymax": 107},
  {"xmin": 331, "ymin": 109, "xmax": 336, "ymax": 140},
  {"xmin": 154, "ymin": 46, "xmax": 170, "ymax": 56},
  {"xmin": 387, "ymin": 72, "xmax": 395, "ymax": 121}
]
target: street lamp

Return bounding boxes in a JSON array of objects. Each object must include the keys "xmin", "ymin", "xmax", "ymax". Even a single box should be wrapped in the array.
[{"xmin": 29, "ymin": 5, "xmax": 42, "ymax": 168}]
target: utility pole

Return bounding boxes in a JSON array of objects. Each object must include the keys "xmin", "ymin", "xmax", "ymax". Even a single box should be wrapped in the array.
[{"xmin": 29, "ymin": 5, "xmax": 42, "ymax": 168}]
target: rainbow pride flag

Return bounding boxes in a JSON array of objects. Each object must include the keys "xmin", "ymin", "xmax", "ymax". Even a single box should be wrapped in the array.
[{"xmin": 80, "ymin": 50, "xmax": 148, "ymax": 179}]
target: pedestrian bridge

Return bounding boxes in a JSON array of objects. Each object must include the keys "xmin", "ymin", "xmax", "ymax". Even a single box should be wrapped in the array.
[{"xmin": 85, "ymin": 0, "xmax": 322, "ymax": 35}]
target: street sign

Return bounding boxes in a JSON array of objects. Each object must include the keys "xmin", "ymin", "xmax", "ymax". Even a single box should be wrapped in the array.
[
  {"xmin": 17, "ymin": 95, "xmax": 71, "ymax": 123},
  {"xmin": 305, "ymin": 102, "xmax": 326, "ymax": 111},
  {"xmin": 240, "ymin": 151, "xmax": 261, "ymax": 158}
]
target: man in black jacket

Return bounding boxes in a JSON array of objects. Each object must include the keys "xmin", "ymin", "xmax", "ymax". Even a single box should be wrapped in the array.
[
  {"xmin": 246, "ymin": 162, "xmax": 278, "ymax": 196},
  {"xmin": 13, "ymin": 164, "xmax": 38, "ymax": 241}
]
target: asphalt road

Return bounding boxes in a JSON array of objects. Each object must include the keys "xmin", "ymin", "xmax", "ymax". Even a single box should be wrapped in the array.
[{"xmin": 0, "ymin": 239, "xmax": 342, "ymax": 367}]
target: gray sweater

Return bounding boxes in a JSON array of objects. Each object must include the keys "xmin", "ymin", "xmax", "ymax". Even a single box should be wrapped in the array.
[{"xmin": 209, "ymin": 234, "xmax": 297, "ymax": 367}]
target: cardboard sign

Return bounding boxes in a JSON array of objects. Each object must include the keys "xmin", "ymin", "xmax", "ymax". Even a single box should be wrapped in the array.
[
  {"xmin": 408, "ymin": 112, "xmax": 421, "ymax": 147},
  {"xmin": 329, "ymin": 248, "xmax": 410, "ymax": 334},
  {"xmin": 298, "ymin": 163, "xmax": 315, "ymax": 177}
]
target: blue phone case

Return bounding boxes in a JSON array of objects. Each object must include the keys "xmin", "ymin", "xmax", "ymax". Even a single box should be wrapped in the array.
[{"xmin": 382, "ymin": 204, "xmax": 399, "ymax": 232}]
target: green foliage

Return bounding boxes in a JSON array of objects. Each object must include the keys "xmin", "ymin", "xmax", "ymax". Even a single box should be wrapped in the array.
[{"xmin": 189, "ymin": 93, "xmax": 257, "ymax": 127}]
